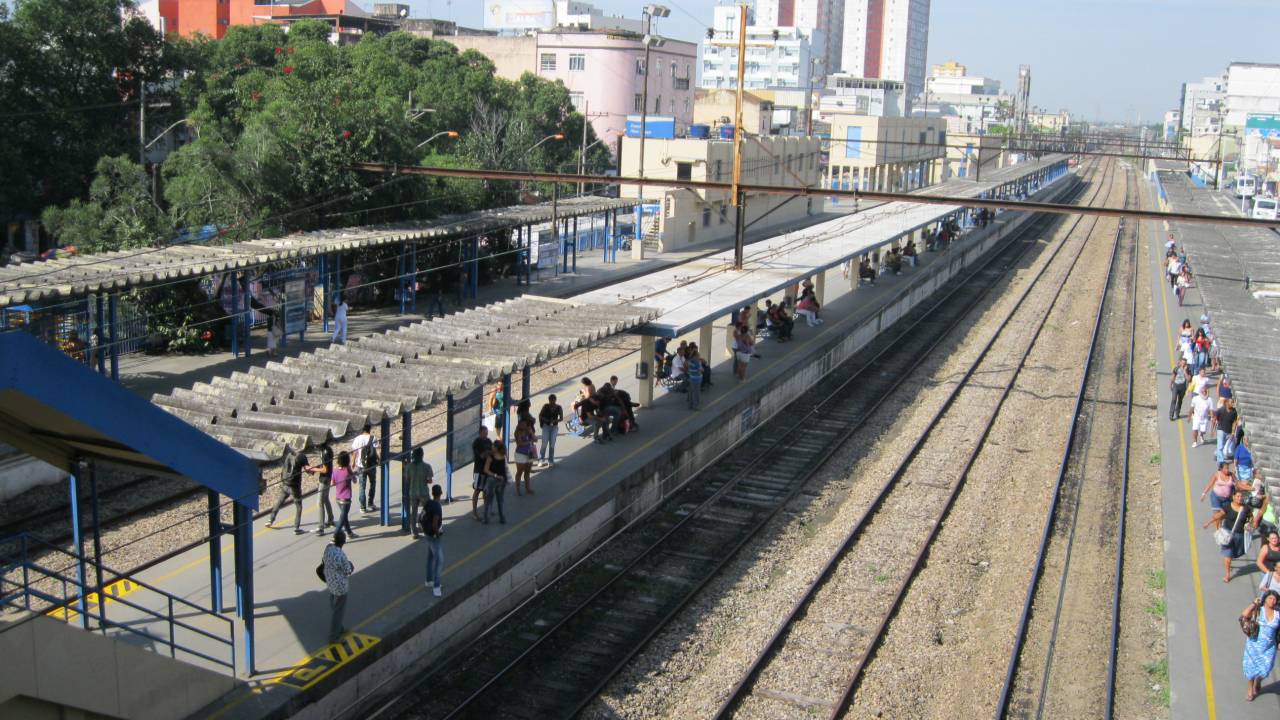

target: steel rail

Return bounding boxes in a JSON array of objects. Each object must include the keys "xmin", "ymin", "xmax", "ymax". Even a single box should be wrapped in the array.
[
  {"xmin": 1105, "ymin": 174, "xmax": 1140, "ymax": 720},
  {"xmin": 992, "ymin": 168, "xmax": 1134, "ymax": 718},
  {"xmin": 349, "ymin": 161, "xmax": 1280, "ymax": 230},
  {"xmin": 375, "ymin": 159, "xmax": 1102, "ymax": 720},
  {"xmin": 713, "ymin": 158, "xmax": 1119, "ymax": 720}
]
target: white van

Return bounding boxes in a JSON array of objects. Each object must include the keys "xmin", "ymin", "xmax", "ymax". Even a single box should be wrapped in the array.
[
  {"xmin": 1236, "ymin": 175, "xmax": 1257, "ymax": 198},
  {"xmin": 1253, "ymin": 197, "xmax": 1278, "ymax": 220}
]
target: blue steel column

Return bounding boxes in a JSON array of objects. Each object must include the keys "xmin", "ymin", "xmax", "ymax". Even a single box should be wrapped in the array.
[
  {"xmin": 572, "ymin": 217, "xmax": 578, "ymax": 273},
  {"xmin": 88, "ymin": 462, "xmax": 105, "ymax": 627},
  {"xmin": 108, "ymin": 294, "xmax": 119, "ymax": 380},
  {"xmin": 208, "ymin": 490, "xmax": 223, "ymax": 613},
  {"xmin": 410, "ymin": 244, "xmax": 418, "ymax": 313},
  {"xmin": 95, "ymin": 295, "xmax": 106, "ymax": 375},
  {"xmin": 380, "ymin": 416, "xmax": 392, "ymax": 527},
  {"xmin": 470, "ymin": 237, "xmax": 480, "ymax": 300},
  {"xmin": 230, "ymin": 275, "xmax": 240, "ymax": 358},
  {"xmin": 232, "ymin": 501, "xmax": 255, "ymax": 675},
  {"xmin": 400, "ymin": 411, "xmax": 411, "ymax": 532},
  {"xmin": 398, "ymin": 246, "xmax": 408, "ymax": 315},
  {"xmin": 68, "ymin": 469, "xmax": 89, "ymax": 629},
  {"xmin": 320, "ymin": 254, "xmax": 329, "ymax": 334},
  {"xmin": 445, "ymin": 393, "xmax": 455, "ymax": 502},
  {"xmin": 241, "ymin": 273, "xmax": 252, "ymax": 357},
  {"xmin": 501, "ymin": 373, "xmax": 512, "ymax": 450}
]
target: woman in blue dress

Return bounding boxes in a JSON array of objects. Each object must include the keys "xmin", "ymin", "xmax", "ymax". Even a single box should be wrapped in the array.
[{"xmin": 1242, "ymin": 590, "xmax": 1279, "ymax": 701}]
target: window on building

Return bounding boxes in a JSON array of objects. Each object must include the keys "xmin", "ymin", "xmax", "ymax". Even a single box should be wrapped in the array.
[
  {"xmin": 636, "ymin": 58, "xmax": 646, "ymax": 75},
  {"xmin": 569, "ymin": 54, "xmax": 586, "ymax": 72},
  {"xmin": 540, "ymin": 53, "xmax": 556, "ymax": 72},
  {"xmin": 569, "ymin": 92, "xmax": 585, "ymax": 110},
  {"xmin": 683, "ymin": 97, "xmax": 690, "ymax": 115},
  {"xmin": 634, "ymin": 93, "xmax": 643, "ymax": 113},
  {"xmin": 676, "ymin": 161, "xmax": 693, "ymax": 181},
  {"xmin": 703, "ymin": 206, "xmax": 712, "ymax": 227},
  {"xmin": 669, "ymin": 98, "xmax": 675, "ymax": 114},
  {"xmin": 719, "ymin": 204, "xmax": 728, "ymax": 223},
  {"xmin": 715, "ymin": 159, "xmax": 723, "ymax": 180},
  {"xmin": 654, "ymin": 95, "xmax": 662, "ymax": 114},
  {"xmin": 671, "ymin": 61, "xmax": 677, "ymax": 77}
]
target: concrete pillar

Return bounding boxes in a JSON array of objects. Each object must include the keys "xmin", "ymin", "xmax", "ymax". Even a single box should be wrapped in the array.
[
  {"xmin": 815, "ymin": 270, "xmax": 826, "ymax": 304},
  {"xmin": 639, "ymin": 335, "xmax": 655, "ymax": 408},
  {"xmin": 699, "ymin": 323, "xmax": 713, "ymax": 357}
]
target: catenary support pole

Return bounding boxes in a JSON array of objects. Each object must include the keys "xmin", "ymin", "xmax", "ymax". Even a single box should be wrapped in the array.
[
  {"xmin": 89, "ymin": 462, "xmax": 105, "ymax": 627},
  {"xmin": 69, "ymin": 467, "xmax": 89, "ymax": 630}
]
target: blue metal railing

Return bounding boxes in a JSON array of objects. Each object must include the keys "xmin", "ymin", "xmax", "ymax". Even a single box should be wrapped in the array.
[{"xmin": 0, "ymin": 533, "xmax": 236, "ymax": 674}]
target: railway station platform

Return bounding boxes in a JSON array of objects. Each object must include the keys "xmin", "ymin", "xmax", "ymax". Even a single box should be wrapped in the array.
[
  {"xmin": 149, "ymin": 162, "xmax": 1074, "ymax": 720},
  {"xmin": 1145, "ymin": 169, "xmax": 1280, "ymax": 719}
]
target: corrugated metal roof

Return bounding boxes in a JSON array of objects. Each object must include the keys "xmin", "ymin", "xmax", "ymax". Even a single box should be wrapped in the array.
[
  {"xmin": 0, "ymin": 196, "xmax": 636, "ymax": 308},
  {"xmin": 153, "ymin": 295, "xmax": 656, "ymax": 462}
]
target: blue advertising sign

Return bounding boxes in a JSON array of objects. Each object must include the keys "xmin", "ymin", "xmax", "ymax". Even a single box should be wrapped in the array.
[
  {"xmin": 625, "ymin": 115, "xmax": 676, "ymax": 139},
  {"xmin": 1246, "ymin": 113, "xmax": 1280, "ymax": 139}
]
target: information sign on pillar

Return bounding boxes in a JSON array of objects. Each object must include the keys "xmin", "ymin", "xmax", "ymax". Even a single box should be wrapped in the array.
[
  {"xmin": 447, "ymin": 386, "xmax": 484, "ymax": 503},
  {"xmin": 400, "ymin": 411, "xmax": 412, "ymax": 532}
]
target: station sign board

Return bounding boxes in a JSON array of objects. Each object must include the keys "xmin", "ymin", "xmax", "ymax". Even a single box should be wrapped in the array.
[
  {"xmin": 450, "ymin": 386, "xmax": 484, "ymax": 470},
  {"xmin": 483, "ymin": 0, "xmax": 553, "ymax": 30},
  {"xmin": 625, "ymin": 115, "xmax": 676, "ymax": 139}
]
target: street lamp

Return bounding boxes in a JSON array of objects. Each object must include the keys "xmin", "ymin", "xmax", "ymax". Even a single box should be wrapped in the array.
[
  {"xmin": 414, "ymin": 131, "xmax": 459, "ymax": 149},
  {"xmin": 637, "ymin": 4, "xmax": 670, "ymax": 200},
  {"xmin": 144, "ymin": 117, "xmax": 198, "ymax": 150},
  {"xmin": 527, "ymin": 133, "xmax": 566, "ymax": 157}
]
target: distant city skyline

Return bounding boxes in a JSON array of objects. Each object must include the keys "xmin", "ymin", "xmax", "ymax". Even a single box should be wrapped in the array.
[{"xmin": 416, "ymin": 0, "xmax": 1276, "ymax": 123}]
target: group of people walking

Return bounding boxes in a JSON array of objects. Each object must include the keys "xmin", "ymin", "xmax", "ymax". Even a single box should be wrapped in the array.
[{"xmin": 1165, "ymin": 240, "xmax": 1279, "ymax": 700}]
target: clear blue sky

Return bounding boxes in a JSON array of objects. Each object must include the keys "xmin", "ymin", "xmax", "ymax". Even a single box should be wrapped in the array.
[{"xmin": 414, "ymin": 0, "xmax": 1275, "ymax": 123}]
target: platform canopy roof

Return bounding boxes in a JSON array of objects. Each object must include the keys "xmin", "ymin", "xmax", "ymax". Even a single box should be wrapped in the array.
[
  {"xmin": 0, "ymin": 196, "xmax": 636, "ymax": 309},
  {"xmin": 0, "ymin": 331, "xmax": 261, "ymax": 507},
  {"xmin": 580, "ymin": 155, "xmax": 1069, "ymax": 338},
  {"xmin": 152, "ymin": 295, "xmax": 657, "ymax": 463}
]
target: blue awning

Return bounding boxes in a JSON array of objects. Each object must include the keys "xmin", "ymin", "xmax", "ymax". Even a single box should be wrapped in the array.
[{"xmin": 0, "ymin": 331, "xmax": 260, "ymax": 507}]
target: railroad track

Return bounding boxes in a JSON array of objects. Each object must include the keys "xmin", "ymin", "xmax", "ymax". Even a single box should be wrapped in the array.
[
  {"xmin": 367, "ymin": 159, "xmax": 1103, "ymax": 720},
  {"xmin": 710, "ymin": 158, "xmax": 1124, "ymax": 720},
  {"xmin": 993, "ymin": 164, "xmax": 1139, "ymax": 720}
]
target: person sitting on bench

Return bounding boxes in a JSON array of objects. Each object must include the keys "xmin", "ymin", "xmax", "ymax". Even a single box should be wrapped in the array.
[{"xmin": 859, "ymin": 258, "xmax": 877, "ymax": 285}]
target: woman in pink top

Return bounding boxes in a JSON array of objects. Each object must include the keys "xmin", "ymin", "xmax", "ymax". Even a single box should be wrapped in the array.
[
  {"xmin": 795, "ymin": 296, "xmax": 823, "ymax": 327},
  {"xmin": 1200, "ymin": 461, "xmax": 1240, "ymax": 512},
  {"xmin": 332, "ymin": 451, "xmax": 357, "ymax": 538}
]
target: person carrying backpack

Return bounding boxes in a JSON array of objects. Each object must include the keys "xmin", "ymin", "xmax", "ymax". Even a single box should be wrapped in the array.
[
  {"xmin": 267, "ymin": 448, "xmax": 307, "ymax": 534},
  {"xmin": 420, "ymin": 485, "xmax": 444, "ymax": 597},
  {"xmin": 351, "ymin": 424, "xmax": 374, "ymax": 514}
]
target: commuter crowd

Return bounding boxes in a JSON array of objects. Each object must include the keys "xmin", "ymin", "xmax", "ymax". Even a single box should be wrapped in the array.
[{"xmin": 1165, "ymin": 237, "xmax": 1279, "ymax": 701}]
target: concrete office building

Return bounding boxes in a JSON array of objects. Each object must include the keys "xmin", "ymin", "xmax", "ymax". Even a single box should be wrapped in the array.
[
  {"xmin": 1224, "ymin": 62, "xmax": 1280, "ymax": 128},
  {"xmin": 1181, "ymin": 74, "xmax": 1226, "ymax": 136},
  {"xmin": 840, "ymin": 0, "xmax": 931, "ymax": 105},
  {"xmin": 701, "ymin": 4, "xmax": 825, "ymax": 92},
  {"xmin": 823, "ymin": 112, "xmax": 945, "ymax": 192},
  {"xmin": 754, "ymin": 0, "xmax": 844, "ymax": 72},
  {"xmin": 618, "ymin": 136, "xmax": 822, "ymax": 252},
  {"xmin": 917, "ymin": 60, "xmax": 1007, "ymax": 134},
  {"xmin": 442, "ymin": 30, "xmax": 697, "ymax": 151},
  {"xmin": 822, "ymin": 75, "xmax": 907, "ymax": 117}
]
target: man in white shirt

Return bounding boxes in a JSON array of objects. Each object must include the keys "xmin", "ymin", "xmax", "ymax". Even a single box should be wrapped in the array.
[
  {"xmin": 331, "ymin": 296, "xmax": 348, "ymax": 344},
  {"xmin": 1190, "ymin": 385, "xmax": 1214, "ymax": 448}
]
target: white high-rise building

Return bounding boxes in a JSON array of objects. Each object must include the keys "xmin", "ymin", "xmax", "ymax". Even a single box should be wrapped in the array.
[
  {"xmin": 753, "ymin": 0, "xmax": 843, "ymax": 73},
  {"xmin": 1180, "ymin": 74, "xmax": 1226, "ymax": 136},
  {"xmin": 701, "ymin": 4, "xmax": 824, "ymax": 92},
  {"xmin": 840, "ymin": 0, "xmax": 931, "ymax": 105}
]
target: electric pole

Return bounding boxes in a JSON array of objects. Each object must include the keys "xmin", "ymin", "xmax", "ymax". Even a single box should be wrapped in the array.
[{"xmin": 731, "ymin": 2, "xmax": 748, "ymax": 270}]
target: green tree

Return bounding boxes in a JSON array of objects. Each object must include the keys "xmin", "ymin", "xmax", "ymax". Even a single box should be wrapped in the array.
[
  {"xmin": 41, "ymin": 155, "xmax": 167, "ymax": 252},
  {"xmin": 0, "ymin": 0, "xmax": 179, "ymax": 229}
]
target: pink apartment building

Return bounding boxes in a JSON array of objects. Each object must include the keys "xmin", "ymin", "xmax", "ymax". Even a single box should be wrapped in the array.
[{"xmin": 443, "ymin": 30, "xmax": 697, "ymax": 157}]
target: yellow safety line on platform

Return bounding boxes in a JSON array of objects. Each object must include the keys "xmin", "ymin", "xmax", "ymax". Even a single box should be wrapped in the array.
[
  {"xmin": 1155, "ymin": 211, "xmax": 1218, "ymax": 719},
  {"xmin": 46, "ymin": 577, "xmax": 139, "ymax": 623},
  {"xmin": 270, "ymin": 632, "xmax": 381, "ymax": 691}
]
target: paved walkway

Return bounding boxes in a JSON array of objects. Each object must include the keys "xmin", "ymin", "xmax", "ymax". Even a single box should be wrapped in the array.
[{"xmin": 1145, "ymin": 178, "xmax": 1280, "ymax": 720}]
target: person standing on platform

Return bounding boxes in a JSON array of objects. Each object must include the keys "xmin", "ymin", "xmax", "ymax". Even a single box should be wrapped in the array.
[
  {"xmin": 538, "ymin": 394, "xmax": 563, "ymax": 467},
  {"xmin": 1190, "ymin": 385, "xmax": 1214, "ymax": 448},
  {"xmin": 1203, "ymin": 490, "xmax": 1253, "ymax": 583},
  {"xmin": 1241, "ymin": 590, "xmax": 1279, "ymax": 701},
  {"xmin": 333, "ymin": 451, "xmax": 357, "ymax": 538},
  {"xmin": 513, "ymin": 418, "xmax": 537, "ymax": 495},
  {"xmin": 267, "ymin": 448, "xmax": 307, "ymax": 534},
  {"xmin": 406, "ymin": 447, "xmax": 433, "ymax": 539},
  {"xmin": 306, "ymin": 444, "xmax": 335, "ymax": 535},
  {"xmin": 686, "ymin": 350, "xmax": 704, "ymax": 410},
  {"xmin": 330, "ymin": 295, "xmax": 348, "ymax": 344},
  {"xmin": 350, "ymin": 422, "xmax": 371, "ymax": 512},
  {"xmin": 482, "ymin": 441, "xmax": 509, "ymax": 524},
  {"xmin": 1214, "ymin": 397, "xmax": 1239, "ymax": 464},
  {"xmin": 471, "ymin": 426, "xmax": 493, "ymax": 520},
  {"xmin": 1169, "ymin": 357, "xmax": 1190, "ymax": 421},
  {"xmin": 323, "ymin": 530, "xmax": 354, "ymax": 644},
  {"xmin": 421, "ymin": 484, "xmax": 445, "ymax": 597}
]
